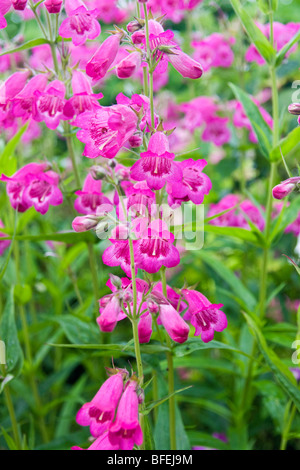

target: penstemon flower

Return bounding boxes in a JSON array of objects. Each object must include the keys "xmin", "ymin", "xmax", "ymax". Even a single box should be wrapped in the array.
[{"xmin": 59, "ymin": 0, "xmax": 101, "ymax": 46}]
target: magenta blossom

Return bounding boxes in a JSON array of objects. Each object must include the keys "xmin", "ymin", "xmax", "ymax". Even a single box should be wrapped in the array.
[
  {"xmin": 138, "ymin": 312, "xmax": 153, "ymax": 343},
  {"xmin": 182, "ymin": 289, "xmax": 227, "ymax": 343},
  {"xmin": 108, "ymin": 379, "xmax": 143, "ymax": 450},
  {"xmin": 76, "ymin": 370, "xmax": 126, "ymax": 437},
  {"xmin": 166, "ymin": 159, "xmax": 212, "ymax": 207},
  {"xmin": 158, "ymin": 300, "xmax": 190, "ymax": 343},
  {"xmin": 102, "ymin": 239, "xmax": 135, "ymax": 278},
  {"xmin": 59, "ymin": 0, "xmax": 100, "ymax": 46},
  {"xmin": 63, "ymin": 70, "xmax": 102, "ymax": 120},
  {"xmin": 86, "ymin": 34, "xmax": 122, "ymax": 82},
  {"xmin": 0, "ymin": 71, "xmax": 30, "ymax": 119},
  {"xmin": 0, "ymin": 0, "xmax": 12, "ymax": 29},
  {"xmin": 45, "ymin": 0, "xmax": 63, "ymax": 13},
  {"xmin": 34, "ymin": 80, "xmax": 67, "ymax": 130},
  {"xmin": 202, "ymin": 116, "xmax": 231, "ymax": 146},
  {"xmin": 13, "ymin": 74, "xmax": 48, "ymax": 122},
  {"xmin": 192, "ymin": 33, "xmax": 235, "ymax": 72},
  {"xmin": 74, "ymin": 174, "xmax": 111, "ymax": 214},
  {"xmin": 1, "ymin": 162, "xmax": 63, "ymax": 214},
  {"xmin": 168, "ymin": 49, "xmax": 203, "ymax": 79},
  {"xmin": 12, "ymin": 0, "xmax": 27, "ymax": 10},
  {"xmin": 74, "ymin": 104, "xmax": 138, "ymax": 159},
  {"xmin": 97, "ymin": 296, "xmax": 122, "ymax": 333},
  {"xmin": 116, "ymin": 51, "xmax": 142, "ymax": 79},
  {"xmin": 135, "ymin": 219, "xmax": 180, "ymax": 274},
  {"xmin": 131, "ymin": 132, "xmax": 182, "ymax": 190}
]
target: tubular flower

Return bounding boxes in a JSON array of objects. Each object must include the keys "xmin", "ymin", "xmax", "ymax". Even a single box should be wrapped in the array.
[
  {"xmin": 166, "ymin": 158, "xmax": 212, "ymax": 207},
  {"xmin": 74, "ymin": 105, "xmax": 138, "ymax": 159},
  {"xmin": 130, "ymin": 132, "xmax": 182, "ymax": 190},
  {"xmin": 135, "ymin": 220, "xmax": 180, "ymax": 274},
  {"xmin": 108, "ymin": 379, "xmax": 143, "ymax": 450},
  {"xmin": 76, "ymin": 370, "xmax": 126, "ymax": 437},
  {"xmin": 74, "ymin": 174, "xmax": 112, "ymax": 215},
  {"xmin": 63, "ymin": 70, "xmax": 103, "ymax": 120},
  {"xmin": 34, "ymin": 80, "xmax": 67, "ymax": 130},
  {"xmin": 182, "ymin": 289, "xmax": 227, "ymax": 343},
  {"xmin": 59, "ymin": 0, "xmax": 100, "ymax": 46},
  {"xmin": 45, "ymin": 0, "xmax": 63, "ymax": 13},
  {"xmin": 158, "ymin": 300, "xmax": 190, "ymax": 344},
  {"xmin": 0, "ymin": 0, "xmax": 12, "ymax": 29},
  {"xmin": 1, "ymin": 162, "xmax": 63, "ymax": 214},
  {"xmin": 272, "ymin": 177, "xmax": 300, "ymax": 200},
  {"xmin": 86, "ymin": 34, "xmax": 122, "ymax": 82},
  {"xmin": 12, "ymin": 74, "xmax": 48, "ymax": 121}
]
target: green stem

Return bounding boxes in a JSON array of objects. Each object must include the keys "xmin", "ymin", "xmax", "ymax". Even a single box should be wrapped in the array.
[
  {"xmin": 143, "ymin": 3, "xmax": 155, "ymax": 129},
  {"xmin": 87, "ymin": 242, "xmax": 99, "ymax": 313},
  {"xmin": 1, "ymin": 365, "xmax": 22, "ymax": 449},
  {"xmin": 280, "ymin": 401, "xmax": 297, "ymax": 450},
  {"xmin": 161, "ymin": 267, "xmax": 177, "ymax": 450}
]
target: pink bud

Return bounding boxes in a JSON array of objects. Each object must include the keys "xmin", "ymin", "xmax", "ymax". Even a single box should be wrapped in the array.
[
  {"xmin": 127, "ymin": 20, "xmax": 143, "ymax": 33},
  {"xmin": 97, "ymin": 296, "xmax": 120, "ymax": 332},
  {"xmin": 86, "ymin": 34, "xmax": 122, "ymax": 81},
  {"xmin": 138, "ymin": 312, "xmax": 152, "ymax": 343},
  {"xmin": 168, "ymin": 50, "xmax": 203, "ymax": 79},
  {"xmin": 45, "ymin": 0, "xmax": 63, "ymax": 13},
  {"xmin": 129, "ymin": 133, "xmax": 143, "ymax": 148},
  {"xmin": 272, "ymin": 177, "xmax": 300, "ymax": 200},
  {"xmin": 116, "ymin": 51, "xmax": 141, "ymax": 79},
  {"xmin": 12, "ymin": 0, "xmax": 27, "ymax": 10},
  {"xmin": 159, "ymin": 303, "xmax": 190, "ymax": 343},
  {"xmin": 288, "ymin": 103, "xmax": 300, "ymax": 115},
  {"xmin": 72, "ymin": 215, "xmax": 99, "ymax": 232}
]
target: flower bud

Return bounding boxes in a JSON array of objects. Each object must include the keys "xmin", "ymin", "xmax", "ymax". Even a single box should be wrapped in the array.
[
  {"xmin": 45, "ymin": 0, "xmax": 63, "ymax": 13},
  {"xmin": 288, "ymin": 103, "xmax": 300, "ymax": 115},
  {"xmin": 12, "ymin": 0, "xmax": 27, "ymax": 10},
  {"xmin": 272, "ymin": 177, "xmax": 300, "ymax": 200},
  {"xmin": 129, "ymin": 133, "xmax": 143, "ymax": 148},
  {"xmin": 127, "ymin": 20, "xmax": 143, "ymax": 33},
  {"xmin": 72, "ymin": 215, "xmax": 99, "ymax": 232}
]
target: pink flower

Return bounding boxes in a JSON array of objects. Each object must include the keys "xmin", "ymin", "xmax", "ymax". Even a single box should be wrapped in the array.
[
  {"xmin": 138, "ymin": 312, "xmax": 153, "ymax": 343},
  {"xmin": 285, "ymin": 212, "xmax": 300, "ymax": 237},
  {"xmin": 0, "ymin": 71, "xmax": 30, "ymax": 119},
  {"xmin": 168, "ymin": 49, "xmax": 203, "ymax": 79},
  {"xmin": 130, "ymin": 132, "xmax": 182, "ymax": 190},
  {"xmin": 74, "ymin": 174, "xmax": 112, "ymax": 214},
  {"xmin": 12, "ymin": 0, "xmax": 27, "ymax": 10},
  {"xmin": 72, "ymin": 215, "xmax": 100, "ymax": 232},
  {"xmin": 74, "ymin": 105, "xmax": 138, "ymax": 159},
  {"xmin": 182, "ymin": 289, "xmax": 227, "ymax": 343},
  {"xmin": 63, "ymin": 70, "xmax": 102, "ymax": 120},
  {"xmin": 45, "ymin": 0, "xmax": 63, "ymax": 13},
  {"xmin": 191, "ymin": 33, "xmax": 235, "ymax": 72},
  {"xmin": 272, "ymin": 177, "xmax": 300, "ymax": 200},
  {"xmin": 76, "ymin": 370, "xmax": 126, "ymax": 437},
  {"xmin": 102, "ymin": 239, "xmax": 135, "ymax": 277},
  {"xmin": 202, "ymin": 116, "xmax": 231, "ymax": 146},
  {"xmin": 126, "ymin": 181, "xmax": 156, "ymax": 217},
  {"xmin": 0, "ymin": 0, "xmax": 12, "ymax": 29},
  {"xmin": 0, "ymin": 220, "xmax": 10, "ymax": 256},
  {"xmin": 34, "ymin": 80, "xmax": 67, "ymax": 130},
  {"xmin": 116, "ymin": 51, "xmax": 142, "ymax": 79},
  {"xmin": 166, "ymin": 159, "xmax": 212, "ymax": 207},
  {"xmin": 59, "ymin": 1, "xmax": 100, "ymax": 46},
  {"xmin": 12, "ymin": 74, "xmax": 48, "ymax": 121},
  {"xmin": 135, "ymin": 220, "xmax": 180, "ymax": 274},
  {"xmin": 108, "ymin": 380, "xmax": 143, "ymax": 450},
  {"xmin": 158, "ymin": 300, "xmax": 190, "ymax": 344},
  {"xmin": 97, "ymin": 296, "xmax": 122, "ymax": 332},
  {"xmin": 1, "ymin": 162, "xmax": 63, "ymax": 214},
  {"xmin": 86, "ymin": 34, "xmax": 122, "ymax": 82}
]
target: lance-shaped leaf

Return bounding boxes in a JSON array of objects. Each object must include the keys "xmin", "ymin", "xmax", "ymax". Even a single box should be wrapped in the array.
[
  {"xmin": 270, "ymin": 126, "xmax": 300, "ymax": 162},
  {"xmin": 230, "ymin": 0, "xmax": 276, "ymax": 64},
  {"xmin": 229, "ymin": 83, "xmax": 272, "ymax": 159}
]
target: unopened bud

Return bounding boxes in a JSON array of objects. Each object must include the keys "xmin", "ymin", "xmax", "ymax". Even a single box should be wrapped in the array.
[
  {"xmin": 288, "ymin": 103, "xmax": 300, "ymax": 115},
  {"xmin": 127, "ymin": 20, "xmax": 144, "ymax": 33},
  {"xmin": 72, "ymin": 215, "xmax": 99, "ymax": 232}
]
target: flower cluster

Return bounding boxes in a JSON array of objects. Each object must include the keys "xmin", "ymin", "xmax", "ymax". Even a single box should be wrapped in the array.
[{"xmin": 74, "ymin": 368, "xmax": 143, "ymax": 450}]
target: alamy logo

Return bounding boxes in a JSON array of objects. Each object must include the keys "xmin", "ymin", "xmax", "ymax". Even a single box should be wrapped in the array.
[
  {"xmin": 0, "ymin": 340, "xmax": 5, "ymax": 365},
  {"xmin": 291, "ymin": 340, "xmax": 300, "ymax": 365}
]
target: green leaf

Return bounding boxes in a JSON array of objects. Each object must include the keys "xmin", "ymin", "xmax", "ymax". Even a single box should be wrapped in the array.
[
  {"xmin": 174, "ymin": 338, "xmax": 251, "ymax": 358},
  {"xmin": 270, "ymin": 196, "xmax": 300, "ymax": 240},
  {"xmin": 0, "ymin": 289, "xmax": 24, "ymax": 376},
  {"xmin": 229, "ymin": 83, "xmax": 272, "ymax": 159},
  {"xmin": 0, "ymin": 122, "xmax": 29, "ymax": 175},
  {"xmin": 204, "ymin": 223, "xmax": 263, "ymax": 246},
  {"xmin": 243, "ymin": 312, "xmax": 300, "ymax": 412},
  {"xmin": 196, "ymin": 250, "xmax": 257, "ymax": 312},
  {"xmin": 0, "ymin": 231, "xmax": 96, "ymax": 244},
  {"xmin": 0, "ymin": 38, "xmax": 50, "ymax": 56},
  {"xmin": 51, "ymin": 315, "xmax": 100, "ymax": 345},
  {"xmin": 153, "ymin": 375, "xmax": 190, "ymax": 450},
  {"xmin": 230, "ymin": 0, "xmax": 276, "ymax": 64},
  {"xmin": 270, "ymin": 126, "xmax": 300, "ymax": 162},
  {"xmin": 144, "ymin": 385, "xmax": 192, "ymax": 415}
]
